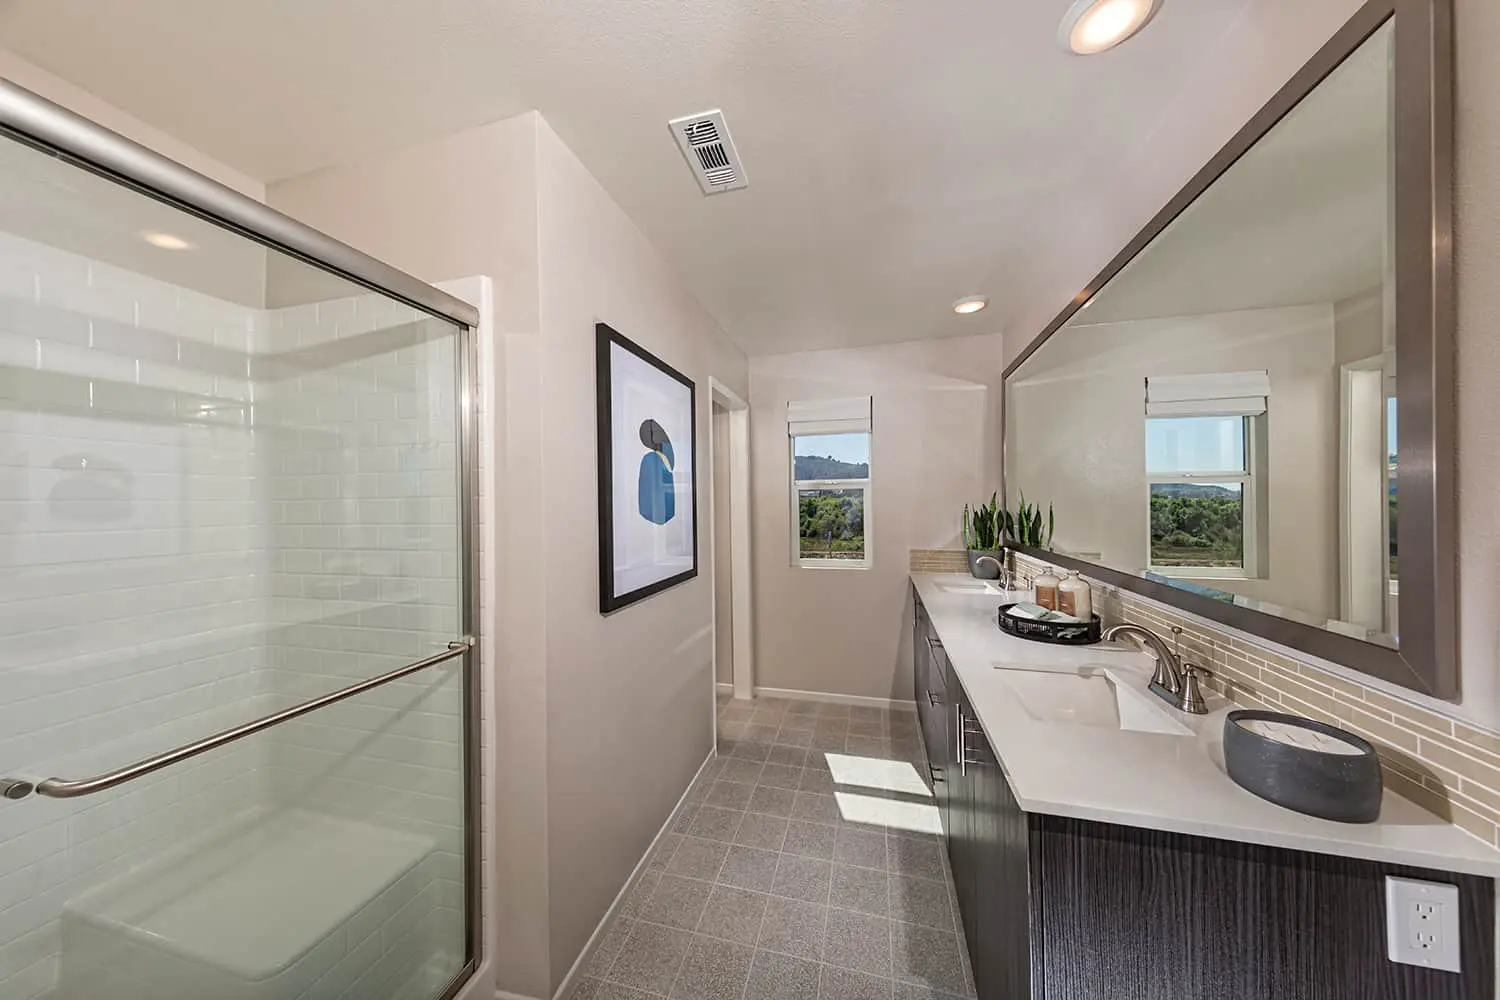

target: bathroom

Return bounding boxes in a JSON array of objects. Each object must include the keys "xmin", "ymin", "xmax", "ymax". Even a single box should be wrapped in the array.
[{"xmin": 0, "ymin": 0, "xmax": 1496, "ymax": 998}]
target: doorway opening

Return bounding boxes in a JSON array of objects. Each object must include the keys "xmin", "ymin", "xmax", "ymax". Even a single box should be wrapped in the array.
[{"xmin": 709, "ymin": 379, "xmax": 753, "ymax": 707}]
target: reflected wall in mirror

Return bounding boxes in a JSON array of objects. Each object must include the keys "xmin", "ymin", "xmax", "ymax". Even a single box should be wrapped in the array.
[{"xmin": 1003, "ymin": 4, "xmax": 1454, "ymax": 696}]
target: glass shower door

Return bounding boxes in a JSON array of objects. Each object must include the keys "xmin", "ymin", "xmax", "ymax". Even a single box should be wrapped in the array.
[{"xmin": 0, "ymin": 115, "xmax": 475, "ymax": 1000}]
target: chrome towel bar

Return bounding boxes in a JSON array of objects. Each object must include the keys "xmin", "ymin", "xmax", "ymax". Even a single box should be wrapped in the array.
[{"xmin": 1, "ymin": 637, "xmax": 475, "ymax": 801}]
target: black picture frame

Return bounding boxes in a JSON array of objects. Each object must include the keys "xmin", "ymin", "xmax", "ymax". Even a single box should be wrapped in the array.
[{"xmin": 596, "ymin": 322, "xmax": 699, "ymax": 614}]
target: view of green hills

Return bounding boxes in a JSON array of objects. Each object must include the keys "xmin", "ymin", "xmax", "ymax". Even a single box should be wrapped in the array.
[
  {"xmin": 794, "ymin": 455, "xmax": 869, "ymax": 481},
  {"xmin": 1149, "ymin": 484, "xmax": 1243, "ymax": 567}
]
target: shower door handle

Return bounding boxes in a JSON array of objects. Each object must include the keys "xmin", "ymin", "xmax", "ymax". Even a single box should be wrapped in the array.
[{"xmin": 2, "ymin": 637, "xmax": 475, "ymax": 801}]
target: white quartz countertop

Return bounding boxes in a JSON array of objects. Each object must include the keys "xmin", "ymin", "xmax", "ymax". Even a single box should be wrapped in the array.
[{"xmin": 912, "ymin": 572, "xmax": 1500, "ymax": 878}]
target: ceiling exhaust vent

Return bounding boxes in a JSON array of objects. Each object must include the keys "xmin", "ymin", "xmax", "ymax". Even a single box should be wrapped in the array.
[{"xmin": 669, "ymin": 110, "xmax": 748, "ymax": 195}]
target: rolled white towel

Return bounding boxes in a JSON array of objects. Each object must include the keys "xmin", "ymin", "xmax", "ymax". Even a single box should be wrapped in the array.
[{"xmin": 1006, "ymin": 602, "xmax": 1084, "ymax": 625}]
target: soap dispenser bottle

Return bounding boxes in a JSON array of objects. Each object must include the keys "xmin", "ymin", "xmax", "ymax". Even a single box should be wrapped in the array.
[
  {"xmin": 1058, "ymin": 570, "xmax": 1093, "ymax": 620},
  {"xmin": 1034, "ymin": 567, "xmax": 1062, "ymax": 611}
]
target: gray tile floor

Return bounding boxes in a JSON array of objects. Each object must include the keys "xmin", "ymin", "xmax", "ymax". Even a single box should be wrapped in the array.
[{"xmin": 573, "ymin": 696, "xmax": 974, "ymax": 1000}]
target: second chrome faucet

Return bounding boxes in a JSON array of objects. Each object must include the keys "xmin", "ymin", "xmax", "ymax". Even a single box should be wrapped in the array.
[
  {"xmin": 971, "ymin": 554, "xmax": 1011, "ymax": 589},
  {"xmin": 1102, "ymin": 623, "xmax": 1211, "ymax": 715}
]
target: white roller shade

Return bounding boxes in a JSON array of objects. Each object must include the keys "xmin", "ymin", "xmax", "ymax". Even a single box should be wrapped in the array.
[
  {"xmin": 788, "ymin": 396, "xmax": 872, "ymax": 436},
  {"xmin": 1146, "ymin": 371, "xmax": 1269, "ymax": 417}
]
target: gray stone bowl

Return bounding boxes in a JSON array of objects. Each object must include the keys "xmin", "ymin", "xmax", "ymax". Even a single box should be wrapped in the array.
[{"xmin": 1224, "ymin": 709, "xmax": 1383, "ymax": 823}]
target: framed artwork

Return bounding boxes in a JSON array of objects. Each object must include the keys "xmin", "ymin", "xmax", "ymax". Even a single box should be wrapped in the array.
[{"xmin": 596, "ymin": 322, "xmax": 698, "ymax": 613}]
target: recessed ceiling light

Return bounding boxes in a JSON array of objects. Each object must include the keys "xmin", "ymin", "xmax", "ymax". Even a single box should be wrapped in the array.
[
  {"xmin": 1059, "ymin": 0, "xmax": 1162, "ymax": 55},
  {"xmin": 952, "ymin": 296, "xmax": 988, "ymax": 315},
  {"xmin": 139, "ymin": 230, "xmax": 194, "ymax": 251}
]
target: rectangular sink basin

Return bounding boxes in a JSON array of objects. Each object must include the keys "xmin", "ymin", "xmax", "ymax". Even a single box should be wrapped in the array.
[
  {"xmin": 994, "ymin": 666, "xmax": 1191, "ymax": 736},
  {"xmin": 937, "ymin": 581, "xmax": 1009, "ymax": 596}
]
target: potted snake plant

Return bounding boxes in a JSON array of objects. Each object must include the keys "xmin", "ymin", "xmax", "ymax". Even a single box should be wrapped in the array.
[
  {"xmin": 962, "ymin": 494, "xmax": 1007, "ymax": 579},
  {"xmin": 1008, "ymin": 492, "xmax": 1055, "ymax": 550}
]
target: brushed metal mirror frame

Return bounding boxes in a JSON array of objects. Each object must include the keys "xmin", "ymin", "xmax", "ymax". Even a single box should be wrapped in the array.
[{"xmin": 1001, "ymin": 0, "xmax": 1455, "ymax": 698}]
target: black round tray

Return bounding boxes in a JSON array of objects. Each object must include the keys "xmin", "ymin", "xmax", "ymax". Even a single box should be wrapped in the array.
[{"xmin": 996, "ymin": 603, "xmax": 1102, "ymax": 645}]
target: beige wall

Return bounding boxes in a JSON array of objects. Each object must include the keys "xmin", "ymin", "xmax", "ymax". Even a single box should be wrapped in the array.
[
  {"xmin": 268, "ymin": 113, "xmax": 552, "ymax": 998},
  {"xmin": 0, "ymin": 48, "xmax": 263, "ymax": 200},
  {"xmin": 1008, "ymin": 303, "xmax": 1338, "ymax": 619},
  {"xmin": 0, "ymin": 48, "xmax": 271, "ymax": 308},
  {"xmin": 532, "ymin": 115, "xmax": 746, "ymax": 988},
  {"xmin": 1332, "ymin": 288, "xmax": 1385, "ymax": 367},
  {"xmin": 750, "ymin": 333, "xmax": 1006, "ymax": 701},
  {"xmin": 270, "ymin": 111, "xmax": 747, "ymax": 998}
]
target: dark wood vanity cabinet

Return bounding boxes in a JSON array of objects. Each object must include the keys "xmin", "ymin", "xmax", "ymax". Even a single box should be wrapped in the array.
[
  {"xmin": 910, "ymin": 592, "xmax": 1495, "ymax": 1000},
  {"xmin": 913, "ymin": 596, "xmax": 950, "ymax": 792},
  {"xmin": 914, "ymin": 595, "xmax": 1032, "ymax": 1000},
  {"xmin": 950, "ymin": 683, "xmax": 1032, "ymax": 1000}
]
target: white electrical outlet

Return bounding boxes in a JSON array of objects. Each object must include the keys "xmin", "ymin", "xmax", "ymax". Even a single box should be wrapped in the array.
[{"xmin": 1385, "ymin": 876, "xmax": 1461, "ymax": 973}]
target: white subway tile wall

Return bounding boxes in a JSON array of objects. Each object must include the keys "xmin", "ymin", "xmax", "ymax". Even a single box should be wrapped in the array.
[
  {"xmin": 0, "ymin": 230, "xmax": 271, "ymax": 1000},
  {"xmin": 256, "ymin": 295, "xmax": 466, "ymax": 991},
  {"xmin": 0, "ymin": 227, "xmax": 468, "ymax": 1000}
]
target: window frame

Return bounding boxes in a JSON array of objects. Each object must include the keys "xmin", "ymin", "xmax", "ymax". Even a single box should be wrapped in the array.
[
  {"xmin": 1145, "ymin": 413, "xmax": 1261, "ymax": 580},
  {"xmin": 790, "ymin": 434, "xmax": 872, "ymax": 571}
]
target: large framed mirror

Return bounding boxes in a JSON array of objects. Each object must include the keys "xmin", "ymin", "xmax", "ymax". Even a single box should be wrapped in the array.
[{"xmin": 1002, "ymin": 0, "xmax": 1454, "ymax": 697}]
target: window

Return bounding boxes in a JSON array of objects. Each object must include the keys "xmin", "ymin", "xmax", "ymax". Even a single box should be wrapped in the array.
[
  {"xmin": 1143, "ymin": 371, "xmax": 1269, "ymax": 580},
  {"xmin": 789, "ymin": 398, "xmax": 872, "ymax": 568},
  {"xmin": 1146, "ymin": 414, "xmax": 1258, "ymax": 577}
]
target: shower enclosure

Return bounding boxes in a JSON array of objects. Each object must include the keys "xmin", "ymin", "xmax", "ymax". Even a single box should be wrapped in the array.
[{"xmin": 0, "ymin": 81, "xmax": 481, "ymax": 1000}]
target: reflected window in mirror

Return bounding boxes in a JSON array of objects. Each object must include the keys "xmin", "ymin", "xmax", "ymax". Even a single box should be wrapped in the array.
[
  {"xmin": 1002, "ymin": 0, "xmax": 1455, "ymax": 695},
  {"xmin": 1005, "ymin": 18, "xmax": 1403, "ymax": 650},
  {"xmin": 1145, "ymin": 413, "xmax": 1260, "ymax": 580}
]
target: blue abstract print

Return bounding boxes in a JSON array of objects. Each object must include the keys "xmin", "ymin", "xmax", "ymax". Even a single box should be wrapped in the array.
[{"xmin": 637, "ymin": 418, "xmax": 676, "ymax": 524}]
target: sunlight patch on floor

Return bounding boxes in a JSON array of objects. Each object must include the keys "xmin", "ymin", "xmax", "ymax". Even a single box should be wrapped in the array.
[
  {"xmin": 824, "ymin": 753, "xmax": 931, "ymax": 798},
  {"xmin": 834, "ymin": 790, "xmax": 943, "ymax": 836}
]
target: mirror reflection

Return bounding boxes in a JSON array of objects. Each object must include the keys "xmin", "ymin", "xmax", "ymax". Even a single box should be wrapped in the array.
[{"xmin": 1005, "ymin": 20, "xmax": 1397, "ymax": 647}]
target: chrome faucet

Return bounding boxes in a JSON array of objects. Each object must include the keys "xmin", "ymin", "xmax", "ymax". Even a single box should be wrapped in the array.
[
  {"xmin": 972, "ymin": 555, "xmax": 1011, "ymax": 589},
  {"xmin": 1101, "ymin": 623, "xmax": 1210, "ymax": 715}
]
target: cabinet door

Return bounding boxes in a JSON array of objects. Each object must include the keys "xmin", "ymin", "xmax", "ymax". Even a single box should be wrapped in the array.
[
  {"xmin": 950, "ymin": 693, "xmax": 978, "ymax": 954},
  {"xmin": 956, "ymin": 698, "xmax": 1034, "ymax": 1000},
  {"xmin": 928, "ymin": 655, "xmax": 950, "ymax": 829},
  {"xmin": 969, "ymin": 732, "xmax": 998, "ymax": 1000},
  {"xmin": 913, "ymin": 593, "xmax": 928, "ymax": 707},
  {"xmin": 920, "ymin": 640, "xmax": 950, "ymax": 786},
  {"xmin": 977, "ymin": 741, "xmax": 1034, "ymax": 1000}
]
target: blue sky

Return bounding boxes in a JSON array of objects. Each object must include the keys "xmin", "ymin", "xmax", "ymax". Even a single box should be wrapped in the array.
[
  {"xmin": 1145, "ymin": 416, "xmax": 1243, "ymax": 473},
  {"xmin": 794, "ymin": 433, "xmax": 869, "ymax": 465},
  {"xmin": 1144, "ymin": 403, "xmax": 1398, "ymax": 473}
]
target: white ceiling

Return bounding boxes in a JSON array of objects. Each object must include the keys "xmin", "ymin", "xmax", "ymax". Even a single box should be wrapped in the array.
[{"xmin": 0, "ymin": 0, "xmax": 1360, "ymax": 355}]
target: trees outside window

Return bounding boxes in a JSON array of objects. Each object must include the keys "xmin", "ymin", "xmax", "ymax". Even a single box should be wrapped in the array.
[
  {"xmin": 1146, "ymin": 414, "xmax": 1260, "ymax": 577},
  {"xmin": 792, "ymin": 432, "xmax": 870, "ymax": 567}
]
